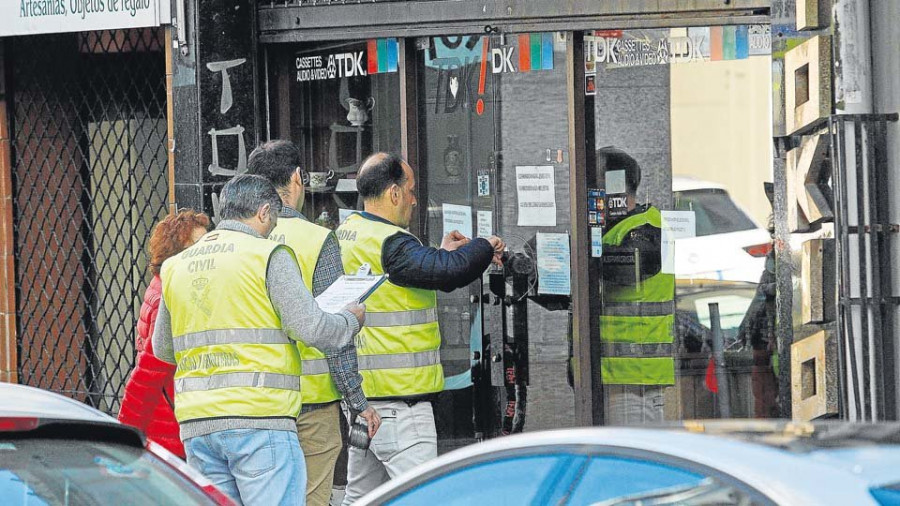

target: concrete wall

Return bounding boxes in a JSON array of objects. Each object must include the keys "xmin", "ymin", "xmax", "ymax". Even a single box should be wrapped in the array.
[
  {"xmin": 671, "ymin": 56, "xmax": 773, "ymax": 226},
  {"xmin": 594, "ymin": 53, "xmax": 672, "ymax": 210}
]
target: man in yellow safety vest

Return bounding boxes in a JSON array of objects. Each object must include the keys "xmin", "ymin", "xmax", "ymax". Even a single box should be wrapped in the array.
[
  {"xmin": 152, "ymin": 174, "xmax": 365, "ymax": 505},
  {"xmin": 337, "ymin": 153, "xmax": 505, "ymax": 504},
  {"xmin": 248, "ymin": 140, "xmax": 380, "ymax": 506}
]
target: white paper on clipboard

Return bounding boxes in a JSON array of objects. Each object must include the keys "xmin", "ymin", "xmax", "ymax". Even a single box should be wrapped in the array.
[{"xmin": 314, "ymin": 275, "xmax": 386, "ymax": 314}]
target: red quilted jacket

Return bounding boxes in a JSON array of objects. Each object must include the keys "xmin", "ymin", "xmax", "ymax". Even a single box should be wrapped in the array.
[{"xmin": 118, "ymin": 276, "xmax": 184, "ymax": 458}]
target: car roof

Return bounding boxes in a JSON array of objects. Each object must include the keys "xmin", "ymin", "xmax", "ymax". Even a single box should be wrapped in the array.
[
  {"xmin": 0, "ymin": 383, "xmax": 117, "ymax": 423},
  {"xmin": 672, "ymin": 176, "xmax": 729, "ymax": 192},
  {"xmin": 678, "ymin": 419, "xmax": 900, "ymax": 452},
  {"xmin": 359, "ymin": 422, "xmax": 900, "ymax": 506}
]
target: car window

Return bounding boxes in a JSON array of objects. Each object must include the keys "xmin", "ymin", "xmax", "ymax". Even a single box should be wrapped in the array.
[
  {"xmin": 568, "ymin": 455, "xmax": 763, "ymax": 505},
  {"xmin": 674, "ymin": 189, "xmax": 757, "ymax": 237},
  {"xmin": 871, "ymin": 487, "xmax": 900, "ymax": 506},
  {"xmin": 386, "ymin": 454, "xmax": 579, "ymax": 506},
  {"xmin": 0, "ymin": 438, "xmax": 214, "ymax": 505}
]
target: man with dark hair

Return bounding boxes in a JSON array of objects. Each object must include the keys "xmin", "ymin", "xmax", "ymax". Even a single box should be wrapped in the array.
[
  {"xmin": 337, "ymin": 153, "xmax": 505, "ymax": 504},
  {"xmin": 597, "ymin": 147, "xmax": 674, "ymax": 425},
  {"xmin": 597, "ymin": 146, "xmax": 641, "ymax": 195},
  {"xmin": 248, "ymin": 140, "xmax": 380, "ymax": 506},
  {"xmin": 152, "ymin": 174, "xmax": 366, "ymax": 505}
]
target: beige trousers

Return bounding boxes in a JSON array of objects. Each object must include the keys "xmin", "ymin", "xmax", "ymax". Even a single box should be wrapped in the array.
[{"xmin": 297, "ymin": 402, "xmax": 342, "ymax": 506}]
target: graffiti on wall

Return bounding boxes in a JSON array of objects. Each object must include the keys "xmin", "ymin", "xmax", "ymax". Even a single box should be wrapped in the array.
[{"xmin": 205, "ymin": 57, "xmax": 248, "ymax": 222}]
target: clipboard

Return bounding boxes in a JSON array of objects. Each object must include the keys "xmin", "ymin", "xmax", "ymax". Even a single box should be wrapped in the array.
[
  {"xmin": 356, "ymin": 274, "xmax": 388, "ymax": 303},
  {"xmin": 315, "ymin": 274, "xmax": 387, "ymax": 313}
]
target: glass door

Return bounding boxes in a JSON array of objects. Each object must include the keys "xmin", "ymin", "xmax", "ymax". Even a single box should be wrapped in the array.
[
  {"xmin": 417, "ymin": 32, "xmax": 573, "ymax": 450},
  {"xmin": 583, "ymin": 26, "xmax": 776, "ymax": 423}
]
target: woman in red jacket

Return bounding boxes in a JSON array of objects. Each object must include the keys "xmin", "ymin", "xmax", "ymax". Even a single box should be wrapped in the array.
[{"xmin": 119, "ymin": 209, "xmax": 210, "ymax": 458}]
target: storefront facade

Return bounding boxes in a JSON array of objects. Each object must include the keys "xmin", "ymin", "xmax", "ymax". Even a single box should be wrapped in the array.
[
  {"xmin": 0, "ymin": 0, "xmax": 896, "ymax": 446},
  {"xmin": 164, "ymin": 0, "xmax": 899, "ymax": 447}
]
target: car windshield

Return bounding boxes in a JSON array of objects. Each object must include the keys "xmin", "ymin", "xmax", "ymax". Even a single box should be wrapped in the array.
[
  {"xmin": 674, "ymin": 188, "xmax": 757, "ymax": 237},
  {"xmin": 0, "ymin": 438, "xmax": 214, "ymax": 506}
]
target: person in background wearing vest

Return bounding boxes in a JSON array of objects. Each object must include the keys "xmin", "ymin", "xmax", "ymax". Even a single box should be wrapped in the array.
[
  {"xmin": 151, "ymin": 174, "xmax": 366, "ymax": 506},
  {"xmin": 598, "ymin": 147, "xmax": 676, "ymax": 425},
  {"xmin": 247, "ymin": 140, "xmax": 381, "ymax": 506},
  {"xmin": 337, "ymin": 153, "xmax": 504, "ymax": 504}
]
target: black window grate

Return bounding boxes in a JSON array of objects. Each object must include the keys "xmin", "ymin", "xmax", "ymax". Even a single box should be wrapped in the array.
[{"xmin": 8, "ymin": 29, "xmax": 169, "ymax": 415}]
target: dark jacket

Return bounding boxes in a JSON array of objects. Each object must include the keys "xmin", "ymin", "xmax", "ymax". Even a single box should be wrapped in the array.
[
  {"xmin": 360, "ymin": 212, "xmax": 494, "ymax": 292},
  {"xmin": 118, "ymin": 276, "xmax": 184, "ymax": 458}
]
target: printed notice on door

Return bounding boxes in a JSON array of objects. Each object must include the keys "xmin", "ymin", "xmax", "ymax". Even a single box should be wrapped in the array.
[
  {"xmin": 476, "ymin": 210, "xmax": 493, "ymax": 238},
  {"xmin": 442, "ymin": 203, "xmax": 473, "ymax": 238},
  {"xmin": 516, "ymin": 166, "xmax": 556, "ymax": 227},
  {"xmin": 536, "ymin": 232, "xmax": 571, "ymax": 295},
  {"xmin": 661, "ymin": 210, "xmax": 696, "ymax": 274}
]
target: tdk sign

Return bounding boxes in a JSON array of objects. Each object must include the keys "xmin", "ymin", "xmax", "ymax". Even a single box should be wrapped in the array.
[{"xmin": 329, "ymin": 52, "xmax": 367, "ymax": 78}]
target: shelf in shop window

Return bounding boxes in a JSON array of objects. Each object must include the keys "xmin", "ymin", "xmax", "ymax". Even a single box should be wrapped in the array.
[
  {"xmin": 305, "ymin": 185, "xmax": 336, "ymax": 194},
  {"xmin": 304, "ymin": 179, "xmax": 358, "ymax": 195}
]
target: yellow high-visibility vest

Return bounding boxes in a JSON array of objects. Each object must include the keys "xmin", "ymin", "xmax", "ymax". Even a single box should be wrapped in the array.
[
  {"xmin": 600, "ymin": 206, "xmax": 676, "ymax": 385},
  {"xmin": 270, "ymin": 216, "xmax": 342, "ymax": 404},
  {"xmin": 336, "ymin": 213, "xmax": 443, "ymax": 398},
  {"xmin": 161, "ymin": 229, "xmax": 302, "ymax": 423}
]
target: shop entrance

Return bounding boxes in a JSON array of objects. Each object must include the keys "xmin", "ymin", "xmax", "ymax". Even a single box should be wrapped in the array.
[
  {"xmin": 416, "ymin": 33, "xmax": 574, "ymax": 449},
  {"xmin": 265, "ymin": 24, "xmax": 777, "ymax": 449},
  {"xmin": 268, "ymin": 34, "xmax": 576, "ymax": 452}
]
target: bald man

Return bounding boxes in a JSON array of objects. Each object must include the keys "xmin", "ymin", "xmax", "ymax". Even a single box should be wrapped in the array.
[{"xmin": 335, "ymin": 153, "xmax": 504, "ymax": 503}]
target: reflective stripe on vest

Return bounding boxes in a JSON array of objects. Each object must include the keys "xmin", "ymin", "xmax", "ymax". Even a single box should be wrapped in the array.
[
  {"xmin": 161, "ymin": 230, "xmax": 302, "ymax": 423},
  {"xmin": 302, "ymin": 359, "xmax": 329, "ymax": 376},
  {"xmin": 599, "ymin": 206, "xmax": 675, "ymax": 386},
  {"xmin": 336, "ymin": 213, "xmax": 444, "ymax": 398},
  {"xmin": 303, "ymin": 349, "xmax": 442, "ymax": 376},
  {"xmin": 270, "ymin": 216, "xmax": 342, "ymax": 404},
  {"xmin": 600, "ymin": 342, "xmax": 675, "ymax": 358},
  {"xmin": 602, "ymin": 301, "xmax": 674, "ymax": 317},
  {"xmin": 357, "ymin": 350, "xmax": 440, "ymax": 371},
  {"xmin": 173, "ymin": 328, "xmax": 289, "ymax": 353},
  {"xmin": 365, "ymin": 308, "xmax": 438, "ymax": 328},
  {"xmin": 176, "ymin": 372, "xmax": 300, "ymax": 393}
]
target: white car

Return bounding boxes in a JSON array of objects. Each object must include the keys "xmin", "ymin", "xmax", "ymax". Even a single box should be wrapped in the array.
[
  {"xmin": 0, "ymin": 383, "xmax": 233, "ymax": 505},
  {"xmin": 356, "ymin": 421, "xmax": 900, "ymax": 506},
  {"xmin": 673, "ymin": 176, "xmax": 771, "ymax": 284}
]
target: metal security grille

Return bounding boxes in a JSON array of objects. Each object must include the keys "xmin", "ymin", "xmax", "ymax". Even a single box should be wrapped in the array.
[
  {"xmin": 9, "ymin": 29, "xmax": 169, "ymax": 414},
  {"xmin": 830, "ymin": 113, "xmax": 900, "ymax": 421}
]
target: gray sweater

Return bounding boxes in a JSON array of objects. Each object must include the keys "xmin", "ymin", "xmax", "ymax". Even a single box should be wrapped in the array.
[{"xmin": 152, "ymin": 219, "xmax": 360, "ymax": 440}]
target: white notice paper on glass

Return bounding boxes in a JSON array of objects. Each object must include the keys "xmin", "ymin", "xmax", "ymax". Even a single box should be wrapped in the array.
[
  {"xmin": 661, "ymin": 210, "xmax": 696, "ymax": 274},
  {"xmin": 536, "ymin": 232, "xmax": 571, "ymax": 295},
  {"xmin": 476, "ymin": 210, "xmax": 493, "ymax": 238},
  {"xmin": 314, "ymin": 275, "xmax": 386, "ymax": 314},
  {"xmin": 606, "ymin": 170, "xmax": 626, "ymax": 195},
  {"xmin": 591, "ymin": 227, "xmax": 603, "ymax": 258},
  {"xmin": 442, "ymin": 203, "xmax": 473, "ymax": 238},
  {"xmin": 516, "ymin": 166, "xmax": 557, "ymax": 227}
]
